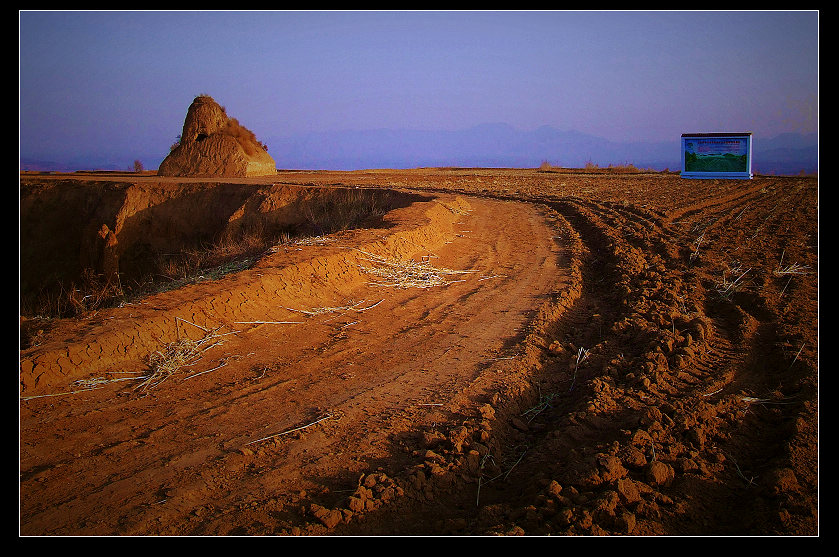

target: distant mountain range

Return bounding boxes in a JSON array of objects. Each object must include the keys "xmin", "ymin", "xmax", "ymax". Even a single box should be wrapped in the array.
[
  {"xmin": 267, "ymin": 124, "xmax": 677, "ymax": 171},
  {"xmin": 21, "ymin": 126, "xmax": 817, "ymax": 176}
]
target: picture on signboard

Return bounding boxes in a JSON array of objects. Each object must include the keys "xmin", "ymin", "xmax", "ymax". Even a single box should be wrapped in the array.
[{"xmin": 684, "ymin": 139, "xmax": 749, "ymax": 172}]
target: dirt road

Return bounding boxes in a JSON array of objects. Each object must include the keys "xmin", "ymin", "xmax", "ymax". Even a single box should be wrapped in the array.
[{"xmin": 20, "ymin": 191, "xmax": 572, "ymax": 535}]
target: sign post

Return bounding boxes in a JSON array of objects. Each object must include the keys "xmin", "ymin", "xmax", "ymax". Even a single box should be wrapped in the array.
[{"xmin": 681, "ymin": 132, "xmax": 753, "ymax": 179}]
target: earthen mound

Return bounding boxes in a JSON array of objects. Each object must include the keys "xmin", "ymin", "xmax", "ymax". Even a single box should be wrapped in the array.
[{"xmin": 158, "ymin": 95, "xmax": 276, "ymax": 177}]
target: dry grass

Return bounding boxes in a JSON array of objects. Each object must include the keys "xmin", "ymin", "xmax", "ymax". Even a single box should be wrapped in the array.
[
  {"xmin": 774, "ymin": 250, "xmax": 813, "ymax": 277},
  {"xmin": 356, "ymin": 250, "xmax": 479, "ymax": 289},
  {"xmin": 773, "ymin": 251, "xmax": 813, "ymax": 298},
  {"xmin": 21, "ymin": 318, "xmax": 236, "ymax": 400},
  {"xmin": 134, "ymin": 319, "xmax": 236, "ymax": 393},
  {"xmin": 690, "ymin": 230, "xmax": 706, "ymax": 263},
  {"xmin": 584, "ymin": 160, "xmax": 649, "ymax": 173},
  {"xmin": 715, "ymin": 265, "xmax": 752, "ymax": 300},
  {"xmin": 568, "ymin": 346, "xmax": 590, "ymax": 391},
  {"xmin": 774, "ymin": 263, "xmax": 812, "ymax": 276},
  {"xmin": 301, "ymin": 188, "xmax": 397, "ymax": 235},
  {"xmin": 21, "ymin": 227, "xmax": 276, "ymax": 322},
  {"xmin": 155, "ymin": 223, "xmax": 280, "ymax": 285},
  {"xmin": 284, "ymin": 299, "xmax": 384, "ymax": 317},
  {"xmin": 20, "ymin": 269, "xmax": 126, "ymax": 320},
  {"xmin": 222, "ymin": 117, "xmax": 268, "ymax": 155},
  {"xmin": 21, "ymin": 190, "xmax": 402, "ymax": 323}
]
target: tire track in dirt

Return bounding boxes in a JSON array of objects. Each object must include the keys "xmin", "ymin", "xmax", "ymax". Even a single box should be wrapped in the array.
[
  {"xmin": 660, "ymin": 180, "xmax": 818, "ymax": 535},
  {"xmin": 533, "ymin": 188, "xmax": 817, "ymax": 536},
  {"xmin": 324, "ymin": 181, "xmax": 816, "ymax": 536}
]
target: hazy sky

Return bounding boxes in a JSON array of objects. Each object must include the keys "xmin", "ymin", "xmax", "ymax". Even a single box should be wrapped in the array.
[{"xmin": 20, "ymin": 10, "xmax": 818, "ymax": 161}]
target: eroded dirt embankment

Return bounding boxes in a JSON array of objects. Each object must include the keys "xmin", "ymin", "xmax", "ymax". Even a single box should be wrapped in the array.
[
  {"xmin": 20, "ymin": 180, "xmax": 424, "ymax": 307},
  {"xmin": 19, "ymin": 180, "xmax": 463, "ymax": 396}
]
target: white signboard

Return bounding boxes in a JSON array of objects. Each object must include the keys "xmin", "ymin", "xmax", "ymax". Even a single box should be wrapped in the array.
[{"xmin": 681, "ymin": 133, "xmax": 753, "ymax": 179}]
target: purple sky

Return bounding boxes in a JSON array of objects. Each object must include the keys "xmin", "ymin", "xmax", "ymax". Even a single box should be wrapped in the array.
[{"xmin": 20, "ymin": 10, "xmax": 818, "ymax": 162}]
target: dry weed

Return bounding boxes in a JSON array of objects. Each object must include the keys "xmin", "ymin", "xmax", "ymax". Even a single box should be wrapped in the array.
[
  {"xmin": 134, "ymin": 319, "xmax": 237, "ymax": 393},
  {"xmin": 19, "ymin": 319, "xmax": 234, "ymax": 400},
  {"xmin": 715, "ymin": 264, "xmax": 752, "ymax": 300},
  {"xmin": 774, "ymin": 250, "xmax": 813, "ymax": 277},
  {"xmin": 356, "ymin": 250, "xmax": 478, "ymax": 289},
  {"xmin": 284, "ymin": 299, "xmax": 384, "ymax": 317}
]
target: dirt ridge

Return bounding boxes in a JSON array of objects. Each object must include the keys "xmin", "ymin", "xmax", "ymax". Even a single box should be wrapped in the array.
[{"xmin": 20, "ymin": 193, "xmax": 471, "ymax": 396}]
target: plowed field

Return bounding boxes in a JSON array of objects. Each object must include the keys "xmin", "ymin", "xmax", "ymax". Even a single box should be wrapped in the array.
[{"xmin": 19, "ymin": 168, "xmax": 818, "ymax": 536}]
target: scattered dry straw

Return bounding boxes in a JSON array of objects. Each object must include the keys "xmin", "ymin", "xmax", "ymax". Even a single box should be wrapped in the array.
[
  {"xmin": 774, "ymin": 249, "xmax": 813, "ymax": 276},
  {"xmin": 715, "ymin": 267, "xmax": 751, "ymax": 300},
  {"xmin": 356, "ymin": 249, "xmax": 478, "ymax": 289},
  {"xmin": 284, "ymin": 299, "xmax": 384, "ymax": 317},
  {"xmin": 245, "ymin": 413, "xmax": 334, "ymax": 446},
  {"xmin": 20, "ymin": 375, "xmax": 140, "ymax": 400},
  {"xmin": 134, "ymin": 318, "xmax": 236, "ymax": 393},
  {"xmin": 774, "ymin": 263, "xmax": 812, "ymax": 276},
  {"xmin": 20, "ymin": 318, "xmax": 236, "ymax": 400}
]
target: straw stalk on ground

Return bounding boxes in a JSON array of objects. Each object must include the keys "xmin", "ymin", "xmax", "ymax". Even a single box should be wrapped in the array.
[
  {"xmin": 569, "ymin": 346, "xmax": 590, "ymax": 391},
  {"xmin": 355, "ymin": 249, "xmax": 479, "ymax": 289},
  {"xmin": 245, "ymin": 413, "xmax": 334, "ymax": 446},
  {"xmin": 774, "ymin": 249, "xmax": 813, "ymax": 277},
  {"xmin": 715, "ymin": 264, "xmax": 751, "ymax": 301},
  {"xmin": 134, "ymin": 318, "xmax": 237, "ymax": 393},
  {"xmin": 283, "ymin": 298, "xmax": 384, "ymax": 317}
]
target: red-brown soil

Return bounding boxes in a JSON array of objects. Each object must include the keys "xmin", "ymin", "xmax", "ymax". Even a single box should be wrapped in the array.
[{"xmin": 19, "ymin": 168, "xmax": 818, "ymax": 536}]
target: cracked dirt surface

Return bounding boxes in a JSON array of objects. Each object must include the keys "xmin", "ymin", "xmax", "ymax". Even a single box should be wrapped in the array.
[{"xmin": 19, "ymin": 169, "xmax": 818, "ymax": 536}]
